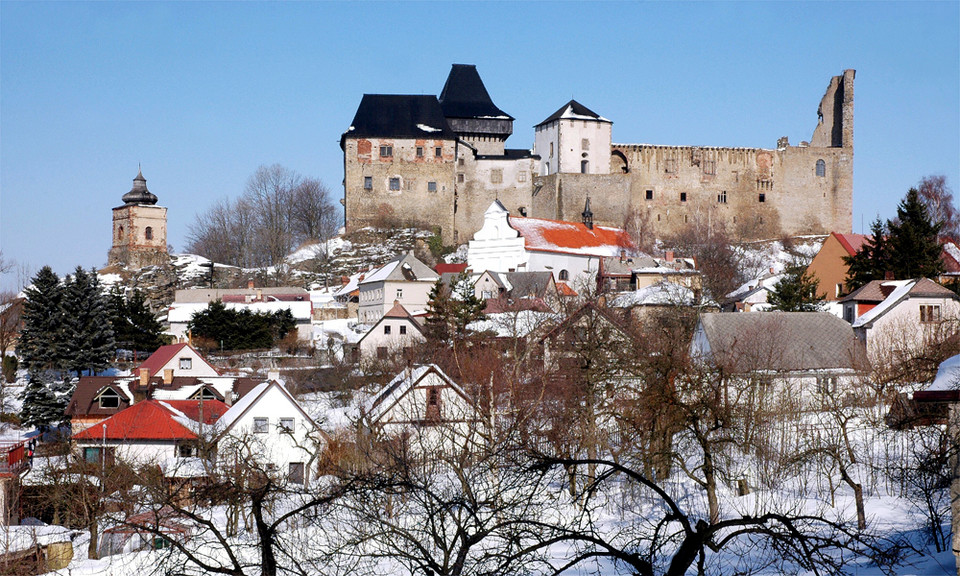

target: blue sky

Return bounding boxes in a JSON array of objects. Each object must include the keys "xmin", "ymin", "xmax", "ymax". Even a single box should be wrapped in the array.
[{"xmin": 2, "ymin": 1, "xmax": 958, "ymax": 290}]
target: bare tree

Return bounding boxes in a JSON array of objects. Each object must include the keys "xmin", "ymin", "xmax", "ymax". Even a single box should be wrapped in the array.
[
  {"xmin": 917, "ymin": 175, "xmax": 959, "ymax": 241},
  {"xmin": 291, "ymin": 178, "xmax": 339, "ymax": 244}
]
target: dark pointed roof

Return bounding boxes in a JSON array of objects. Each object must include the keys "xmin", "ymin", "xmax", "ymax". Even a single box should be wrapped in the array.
[
  {"xmin": 121, "ymin": 169, "xmax": 159, "ymax": 205},
  {"xmin": 342, "ymin": 95, "xmax": 456, "ymax": 145},
  {"xmin": 439, "ymin": 64, "xmax": 513, "ymax": 120},
  {"xmin": 536, "ymin": 100, "xmax": 611, "ymax": 127}
]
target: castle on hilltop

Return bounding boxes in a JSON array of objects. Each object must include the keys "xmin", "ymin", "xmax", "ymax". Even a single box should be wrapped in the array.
[
  {"xmin": 341, "ymin": 65, "xmax": 854, "ymax": 245},
  {"xmin": 107, "ymin": 169, "xmax": 168, "ymax": 269}
]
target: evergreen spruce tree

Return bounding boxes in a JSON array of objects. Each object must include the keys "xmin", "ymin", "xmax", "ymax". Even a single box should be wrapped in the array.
[
  {"xmin": 109, "ymin": 287, "xmax": 164, "ymax": 352},
  {"xmin": 61, "ymin": 267, "xmax": 115, "ymax": 377},
  {"xmin": 843, "ymin": 218, "xmax": 890, "ymax": 292},
  {"xmin": 19, "ymin": 374, "xmax": 64, "ymax": 430},
  {"xmin": 887, "ymin": 188, "xmax": 944, "ymax": 280},
  {"xmin": 17, "ymin": 266, "xmax": 65, "ymax": 375},
  {"xmin": 769, "ymin": 264, "xmax": 825, "ymax": 312},
  {"xmin": 424, "ymin": 279, "xmax": 453, "ymax": 343},
  {"xmin": 449, "ymin": 272, "xmax": 486, "ymax": 337}
]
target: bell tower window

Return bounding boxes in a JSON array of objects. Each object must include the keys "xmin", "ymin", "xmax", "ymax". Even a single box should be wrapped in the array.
[{"xmin": 145, "ymin": 226, "xmax": 153, "ymax": 240}]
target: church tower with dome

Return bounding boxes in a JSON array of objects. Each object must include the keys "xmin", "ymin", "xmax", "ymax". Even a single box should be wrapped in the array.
[{"xmin": 107, "ymin": 169, "xmax": 168, "ymax": 269}]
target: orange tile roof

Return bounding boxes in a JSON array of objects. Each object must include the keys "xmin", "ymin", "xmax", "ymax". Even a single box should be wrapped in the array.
[
  {"xmin": 555, "ymin": 281, "xmax": 578, "ymax": 297},
  {"xmin": 508, "ymin": 216, "xmax": 636, "ymax": 257},
  {"xmin": 72, "ymin": 400, "xmax": 226, "ymax": 441}
]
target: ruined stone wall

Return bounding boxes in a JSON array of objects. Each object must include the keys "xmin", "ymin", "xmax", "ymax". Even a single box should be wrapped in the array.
[
  {"xmin": 343, "ymin": 137, "xmax": 457, "ymax": 239},
  {"xmin": 108, "ymin": 204, "xmax": 168, "ymax": 269}
]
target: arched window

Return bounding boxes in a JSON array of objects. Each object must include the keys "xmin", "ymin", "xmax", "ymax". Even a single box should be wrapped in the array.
[
  {"xmin": 581, "ymin": 160, "xmax": 589, "ymax": 174},
  {"xmin": 544, "ymin": 162, "xmax": 550, "ymax": 175},
  {"xmin": 558, "ymin": 270, "xmax": 569, "ymax": 281},
  {"xmin": 117, "ymin": 226, "xmax": 124, "ymax": 240},
  {"xmin": 816, "ymin": 159, "xmax": 826, "ymax": 177},
  {"xmin": 145, "ymin": 226, "xmax": 153, "ymax": 240}
]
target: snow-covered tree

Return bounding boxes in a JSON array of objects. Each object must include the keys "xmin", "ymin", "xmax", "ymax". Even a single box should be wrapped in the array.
[
  {"xmin": 19, "ymin": 374, "xmax": 63, "ymax": 429},
  {"xmin": 61, "ymin": 267, "xmax": 115, "ymax": 377},
  {"xmin": 17, "ymin": 266, "xmax": 65, "ymax": 375}
]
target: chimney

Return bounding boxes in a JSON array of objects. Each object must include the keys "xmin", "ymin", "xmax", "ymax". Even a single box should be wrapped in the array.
[
  {"xmin": 665, "ymin": 250, "xmax": 674, "ymax": 262},
  {"xmin": 248, "ymin": 280, "xmax": 255, "ymax": 290},
  {"xmin": 267, "ymin": 370, "xmax": 280, "ymax": 382},
  {"xmin": 139, "ymin": 368, "xmax": 150, "ymax": 389},
  {"xmin": 163, "ymin": 368, "xmax": 174, "ymax": 385},
  {"xmin": 256, "ymin": 289, "xmax": 263, "ymax": 301},
  {"xmin": 620, "ymin": 250, "xmax": 626, "ymax": 263},
  {"xmin": 884, "ymin": 270, "xmax": 894, "ymax": 280}
]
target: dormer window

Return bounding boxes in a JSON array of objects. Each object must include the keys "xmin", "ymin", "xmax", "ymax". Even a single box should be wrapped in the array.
[{"xmin": 98, "ymin": 389, "xmax": 121, "ymax": 409}]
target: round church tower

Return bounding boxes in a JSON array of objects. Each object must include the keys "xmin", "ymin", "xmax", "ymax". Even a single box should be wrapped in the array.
[{"xmin": 107, "ymin": 169, "xmax": 168, "ymax": 269}]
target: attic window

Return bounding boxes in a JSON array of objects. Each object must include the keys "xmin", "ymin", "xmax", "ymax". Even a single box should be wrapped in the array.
[
  {"xmin": 380, "ymin": 146, "xmax": 393, "ymax": 158},
  {"xmin": 179, "ymin": 358, "xmax": 192, "ymax": 370},
  {"xmin": 280, "ymin": 417, "xmax": 295, "ymax": 432},
  {"xmin": 98, "ymin": 389, "xmax": 120, "ymax": 409},
  {"xmin": 254, "ymin": 417, "xmax": 269, "ymax": 434}
]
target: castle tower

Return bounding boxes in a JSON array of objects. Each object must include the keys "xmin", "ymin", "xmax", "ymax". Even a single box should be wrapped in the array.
[
  {"xmin": 107, "ymin": 169, "xmax": 168, "ymax": 269},
  {"xmin": 439, "ymin": 64, "xmax": 514, "ymax": 155},
  {"xmin": 534, "ymin": 100, "xmax": 612, "ymax": 176}
]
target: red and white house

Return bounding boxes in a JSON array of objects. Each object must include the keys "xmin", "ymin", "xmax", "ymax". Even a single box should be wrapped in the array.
[{"xmin": 467, "ymin": 200, "xmax": 636, "ymax": 286}]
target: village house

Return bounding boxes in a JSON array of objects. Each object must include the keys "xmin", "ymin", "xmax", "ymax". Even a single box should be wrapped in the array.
[
  {"xmin": 599, "ymin": 251, "xmax": 700, "ymax": 294},
  {"xmin": 467, "ymin": 200, "xmax": 637, "ymax": 287},
  {"xmin": 357, "ymin": 251, "xmax": 438, "ymax": 324},
  {"xmin": 806, "ymin": 232, "xmax": 869, "ymax": 300},
  {"xmin": 353, "ymin": 303, "xmax": 426, "ymax": 363}
]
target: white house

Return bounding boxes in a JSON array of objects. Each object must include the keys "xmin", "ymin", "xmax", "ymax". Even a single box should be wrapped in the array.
[
  {"xmin": 360, "ymin": 365, "xmax": 481, "ymax": 455},
  {"xmin": 215, "ymin": 380, "xmax": 326, "ymax": 485},
  {"xmin": 847, "ymin": 278, "xmax": 960, "ymax": 365},
  {"xmin": 357, "ymin": 251, "xmax": 439, "ymax": 324},
  {"xmin": 467, "ymin": 200, "xmax": 636, "ymax": 286},
  {"xmin": 355, "ymin": 303, "xmax": 426, "ymax": 363}
]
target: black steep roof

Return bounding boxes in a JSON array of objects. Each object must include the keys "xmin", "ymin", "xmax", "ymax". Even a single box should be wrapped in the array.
[
  {"xmin": 536, "ymin": 99, "xmax": 610, "ymax": 127},
  {"xmin": 439, "ymin": 64, "xmax": 513, "ymax": 120},
  {"xmin": 342, "ymin": 95, "xmax": 456, "ymax": 145}
]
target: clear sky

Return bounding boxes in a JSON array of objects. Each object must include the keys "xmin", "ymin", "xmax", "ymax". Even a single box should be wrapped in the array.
[{"xmin": 2, "ymin": 1, "xmax": 958, "ymax": 290}]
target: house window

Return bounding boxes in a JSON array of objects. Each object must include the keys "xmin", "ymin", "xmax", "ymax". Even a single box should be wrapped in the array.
[
  {"xmin": 580, "ymin": 160, "xmax": 589, "ymax": 174},
  {"xmin": 377, "ymin": 347, "xmax": 388, "ymax": 360},
  {"xmin": 145, "ymin": 226, "xmax": 153, "ymax": 240},
  {"xmin": 384, "ymin": 325, "xmax": 391, "ymax": 335},
  {"xmin": 289, "ymin": 462, "xmax": 305, "ymax": 484},
  {"xmin": 178, "ymin": 444, "xmax": 195, "ymax": 458},
  {"xmin": 558, "ymin": 270, "xmax": 569, "ymax": 281},
  {"xmin": 416, "ymin": 146, "xmax": 424, "ymax": 157},
  {"xmin": 399, "ymin": 325, "xmax": 407, "ymax": 335},
  {"xmin": 380, "ymin": 145, "xmax": 393, "ymax": 158},
  {"xmin": 581, "ymin": 138, "xmax": 590, "ymax": 151},
  {"xmin": 98, "ymin": 389, "xmax": 120, "ymax": 409},
  {"xmin": 389, "ymin": 178, "xmax": 401, "ymax": 191},
  {"xmin": 645, "ymin": 190, "xmax": 654, "ymax": 200},
  {"xmin": 279, "ymin": 417, "xmax": 295, "ymax": 432},
  {"xmin": 426, "ymin": 387, "xmax": 441, "ymax": 419},
  {"xmin": 396, "ymin": 288, "xmax": 403, "ymax": 299},
  {"xmin": 680, "ymin": 192, "xmax": 687, "ymax": 202},
  {"xmin": 717, "ymin": 191, "xmax": 727, "ymax": 204},
  {"xmin": 364, "ymin": 176, "xmax": 372, "ymax": 190},
  {"xmin": 83, "ymin": 447, "xmax": 115, "ymax": 466},
  {"xmin": 920, "ymin": 305, "xmax": 941, "ymax": 323},
  {"xmin": 254, "ymin": 417, "xmax": 269, "ymax": 434},
  {"xmin": 435, "ymin": 147, "xmax": 442, "ymax": 158},
  {"xmin": 758, "ymin": 193, "xmax": 766, "ymax": 203},
  {"xmin": 428, "ymin": 181, "xmax": 437, "ymax": 192},
  {"xmin": 816, "ymin": 159, "xmax": 826, "ymax": 177},
  {"xmin": 179, "ymin": 358, "xmax": 192, "ymax": 370},
  {"xmin": 817, "ymin": 376, "xmax": 838, "ymax": 395},
  {"xmin": 665, "ymin": 159, "xmax": 677, "ymax": 174},
  {"xmin": 458, "ymin": 173, "xmax": 465, "ymax": 183},
  {"xmin": 491, "ymin": 169, "xmax": 503, "ymax": 184}
]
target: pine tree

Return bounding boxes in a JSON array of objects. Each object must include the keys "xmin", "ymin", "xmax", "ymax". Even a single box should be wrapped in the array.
[
  {"xmin": 769, "ymin": 264, "xmax": 825, "ymax": 312},
  {"xmin": 423, "ymin": 274, "xmax": 485, "ymax": 343},
  {"xmin": 19, "ymin": 374, "xmax": 64, "ymax": 430},
  {"xmin": 17, "ymin": 266, "xmax": 65, "ymax": 375},
  {"xmin": 424, "ymin": 279, "xmax": 453, "ymax": 343},
  {"xmin": 109, "ymin": 287, "xmax": 164, "ymax": 352},
  {"xmin": 887, "ymin": 188, "xmax": 944, "ymax": 280},
  {"xmin": 61, "ymin": 267, "xmax": 115, "ymax": 377},
  {"xmin": 844, "ymin": 218, "xmax": 889, "ymax": 292}
]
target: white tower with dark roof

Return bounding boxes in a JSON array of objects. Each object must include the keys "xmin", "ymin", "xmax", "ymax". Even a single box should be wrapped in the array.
[{"xmin": 107, "ymin": 169, "xmax": 168, "ymax": 269}]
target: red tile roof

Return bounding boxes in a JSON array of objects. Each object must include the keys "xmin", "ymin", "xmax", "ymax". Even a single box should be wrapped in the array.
[
  {"xmin": 72, "ymin": 400, "xmax": 225, "ymax": 441},
  {"xmin": 833, "ymin": 232, "xmax": 869, "ymax": 256},
  {"xmin": 134, "ymin": 343, "xmax": 219, "ymax": 377},
  {"xmin": 508, "ymin": 216, "xmax": 636, "ymax": 257},
  {"xmin": 941, "ymin": 241, "xmax": 960, "ymax": 274},
  {"xmin": 555, "ymin": 282, "xmax": 578, "ymax": 297},
  {"xmin": 434, "ymin": 263, "xmax": 469, "ymax": 275}
]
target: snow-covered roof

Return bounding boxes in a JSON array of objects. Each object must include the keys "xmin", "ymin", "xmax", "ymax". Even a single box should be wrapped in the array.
[
  {"xmin": 508, "ymin": 216, "xmax": 636, "ymax": 258},
  {"xmin": 467, "ymin": 309, "xmax": 556, "ymax": 338},
  {"xmin": 363, "ymin": 365, "xmax": 467, "ymax": 424},
  {"xmin": 610, "ymin": 281, "xmax": 698, "ymax": 307},
  {"xmin": 360, "ymin": 252, "xmax": 438, "ymax": 285},
  {"xmin": 926, "ymin": 354, "xmax": 960, "ymax": 392},
  {"xmin": 852, "ymin": 280, "xmax": 914, "ymax": 327},
  {"xmin": 167, "ymin": 300, "xmax": 312, "ymax": 323}
]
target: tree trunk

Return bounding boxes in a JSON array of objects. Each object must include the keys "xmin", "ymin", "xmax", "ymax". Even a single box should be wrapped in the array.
[
  {"xmin": 87, "ymin": 520, "xmax": 99, "ymax": 559},
  {"xmin": 703, "ymin": 451, "xmax": 719, "ymax": 525},
  {"xmin": 252, "ymin": 496, "xmax": 277, "ymax": 576},
  {"xmin": 838, "ymin": 464, "xmax": 866, "ymax": 530}
]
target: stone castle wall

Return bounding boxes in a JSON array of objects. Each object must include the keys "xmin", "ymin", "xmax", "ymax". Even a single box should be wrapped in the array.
[{"xmin": 108, "ymin": 204, "xmax": 168, "ymax": 269}]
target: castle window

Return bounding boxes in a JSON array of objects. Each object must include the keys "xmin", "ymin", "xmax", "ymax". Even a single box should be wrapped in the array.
[
  {"xmin": 544, "ymin": 163, "xmax": 550, "ymax": 175},
  {"xmin": 390, "ymin": 178, "xmax": 401, "ymax": 191},
  {"xmin": 703, "ymin": 160, "xmax": 716, "ymax": 175},
  {"xmin": 759, "ymin": 193, "xmax": 766, "ymax": 203},
  {"xmin": 416, "ymin": 147, "xmax": 424, "ymax": 158},
  {"xmin": 581, "ymin": 138, "xmax": 590, "ymax": 151},
  {"xmin": 491, "ymin": 169, "xmax": 503, "ymax": 184},
  {"xmin": 363, "ymin": 177, "xmax": 372, "ymax": 190},
  {"xmin": 680, "ymin": 192, "xmax": 687, "ymax": 202},
  {"xmin": 717, "ymin": 191, "xmax": 727, "ymax": 203},
  {"xmin": 816, "ymin": 159, "xmax": 826, "ymax": 177},
  {"xmin": 145, "ymin": 227, "xmax": 153, "ymax": 240},
  {"xmin": 645, "ymin": 190, "xmax": 654, "ymax": 201},
  {"xmin": 380, "ymin": 145, "xmax": 393, "ymax": 158},
  {"xmin": 458, "ymin": 173, "xmax": 465, "ymax": 183},
  {"xmin": 435, "ymin": 147, "xmax": 442, "ymax": 158},
  {"xmin": 665, "ymin": 159, "xmax": 677, "ymax": 174},
  {"xmin": 518, "ymin": 171, "xmax": 527, "ymax": 182},
  {"xmin": 549, "ymin": 142, "xmax": 554, "ymax": 157},
  {"xmin": 580, "ymin": 160, "xmax": 589, "ymax": 174},
  {"xmin": 428, "ymin": 181, "xmax": 437, "ymax": 192},
  {"xmin": 558, "ymin": 270, "xmax": 569, "ymax": 281},
  {"xmin": 117, "ymin": 226, "xmax": 124, "ymax": 240},
  {"xmin": 458, "ymin": 158, "xmax": 464, "ymax": 167}
]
